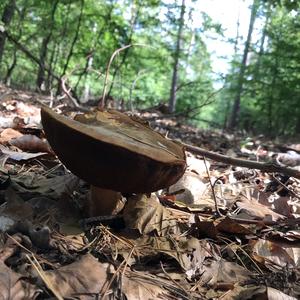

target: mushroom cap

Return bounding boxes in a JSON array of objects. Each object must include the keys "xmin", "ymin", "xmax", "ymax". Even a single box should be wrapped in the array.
[{"xmin": 41, "ymin": 107, "xmax": 186, "ymax": 193}]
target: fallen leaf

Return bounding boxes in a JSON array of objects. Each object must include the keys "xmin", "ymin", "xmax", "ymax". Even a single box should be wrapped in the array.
[
  {"xmin": 250, "ymin": 239, "xmax": 300, "ymax": 270},
  {"xmin": 0, "ymin": 261, "xmax": 39, "ymax": 298},
  {"xmin": 168, "ymin": 171, "xmax": 208, "ymax": 205},
  {"xmin": 8, "ymin": 173, "xmax": 79, "ymax": 200},
  {"xmin": 0, "ymin": 144, "xmax": 47, "ymax": 161},
  {"xmin": 123, "ymin": 271, "xmax": 183, "ymax": 299},
  {"xmin": 44, "ymin": 254, "xmax": 169, "ymax": 299},
  {"xmin": 10, "ymin": 134, "xmax": 53, "ymax": 154},
  {"xmin": 236, "ymin": 189, "xmax": 285, "ymax": 221},
  {"xmin": 123, "ymin": 194, "xmax": 179, "ymax": 235},
  {"xmin": 216, "ymin": 216, "xmax": 254, "ymax": 235},
  {"xmin": 44, "ymin": 254, "xmax": 110, "ymax": 297},
  {"xmin": 0, "ymin": 187, "xmax": 34, "ymax": 221},
  {"xmin": 277, "ymin": 151, "xmax": 300, "ymax": 167},
  {"xmin": 199, "ymin": 259, "xmax": 252, "ymax": 288},
  {"xmin": 0, "ymin": 128, "xmax": 23, "ymax": 144},
  {"xmin": 186, "ymin": 152, "xmax": 209, "ymax": 175},
  {"xmin": 115, "ymin": 235, "xmax": 214, "ymax": 278}
]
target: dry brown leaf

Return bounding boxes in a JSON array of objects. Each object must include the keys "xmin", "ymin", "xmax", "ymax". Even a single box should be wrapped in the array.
[
  {"xmin": 192, "ymin": 219, "xmax": 219, "ymax": 239},
  {"xmin": 250, "ymin": 239, "xmax": 300, "ymax": 270},
  {"xmin": 123, "ymin": 194, "xmax": 179, "ymax": 235},
  {"xmin": 115, "ymin": 235, "xmax": 213, "ymax": 278},
  {"xmin": 219, "ymin": 285, "xmax": 297, "ymax": 300},
  {"xmin": 0, "ymin": 128, "xmax": 23, "ymax": 144},
  {"xmin": 0, "ymin": 144, "xmax": 47, "ymax": 161},
  {"xmin": 236, "ymin": 189, "xmax": 285, "ymax": 221},
  {"xmin": 267, "ymin": 287, "xmax": 298, "ymax": 300},
  {"xmin": 44, "ymin": 254, "xmax": 168, "ymax": 299},
  {"xmin": 0, "ymin": 261, "xmax": 40, "ymax": 299},
  {"xmin": 220, "ymin": 285, "xmax": 262, "ymax": 300},
  {"xmin": 44, "ymin": 254, "xmax": 111, "ymax": 297},
  {"xmin": 277, "ymin": 151, "xmax": 300, "ymax": 167},
  {"xmin": 168, "ymin": 170, "xmax": 208, "ymax": 205},
  {"xmin": 8, "ymin": 173, "xmax": 79, "ymax": 200},
  {"xmin": 186, "ymin": 152, "xmax": 209, "ymax": 175},
  {"xmin": 0, "ymin": 187, "xmax": 34, "ymax": 221},
  {"xmin": 120, "ymin": 273, "xmax": 170, "ymax": 299},
  {"xmin": 216, "ymin": 216, "xmax": 254, "ymax": 235},
  {"xmin": 10, "ymin": 134, "xmax": 53, "ymax": 154},
  {"xmin": 199, "ymin": 259, "xmax": 252, "ymax": 288},
  {"xmin": 272, "ymin": 196, "xmax": 295, "ymax": 218}
]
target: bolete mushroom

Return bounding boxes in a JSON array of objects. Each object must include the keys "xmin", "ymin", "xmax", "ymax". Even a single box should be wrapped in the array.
[{"xmin": 41, "ymin": 107, "xmax": 186, "ymax": 215}]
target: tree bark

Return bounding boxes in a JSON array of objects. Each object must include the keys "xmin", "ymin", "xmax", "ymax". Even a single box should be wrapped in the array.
[
  {"xmin": 5, "ymin": 31, "xmax": 60, "ymax": 82},
  {"xmin": 3, "ymin": 0, "xmax": 28, "ymax": 84},
  {"xmin": 227, "ymin": 0, "xmax": 259, "ymax": 130},
  {"xmin": 0, "ymin": 0, "xmax": 16, "ymax": 68},
  {"xmin": 168, "ymin": 0, "xmax": 186, "ymax": 113},
  {"xmin": 36, "ymin": 0, "xmax": 59, "ymax": 90},
  {"xmin": 60, "ymin": 0, "xmax": 84, "ymax": 79},
  {"xmin": 252, "ymin": 4, "xmax": 270, "ymax": 86}
]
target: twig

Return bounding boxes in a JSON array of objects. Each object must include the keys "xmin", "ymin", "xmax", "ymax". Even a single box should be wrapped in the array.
[
  {"xmin": 270, "ymin": 174, "xmax": 300, "ymax": 200},
  {"xmin": 26, "ymin": 254, "xmax": 64, "ymax": 300},
  {"xmin": 100, "ymin": 45, "xmax": 133, "ymax": 108},
  {"xmin": 184, "ymin": 143, "xmax": 300, "ymax": 180},
  {"xmin": 100, "ymin": 43, "xmax": 154, "ymax": 108},
  {"xmin": 129, "ymin": 69, "xmax": 148, "ymax": 111},
  {"xmin": 203, "ymin": 157, "xmax": 223, "ymax": 217},
  {"xmin": 61, "ymin": 74, "xmax": 90, "ymax": 111},
  {"xmin": 61, "ymin": 75, "xmax": 80, "ymax": 107},
  {"xmin": 160, "ymin": 261, "xmax": 189, "ymax": 296}
]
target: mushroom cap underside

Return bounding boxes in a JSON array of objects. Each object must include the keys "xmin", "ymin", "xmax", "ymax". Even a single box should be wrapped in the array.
[{"xmin": 41, "ymin": 107, "xmax": 186, "ymax": 193}]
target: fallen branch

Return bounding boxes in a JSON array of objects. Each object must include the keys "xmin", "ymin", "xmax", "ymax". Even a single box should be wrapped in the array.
[{"xmin": 184, "ymin": 143, "xmax": 300, "ymax": 180}]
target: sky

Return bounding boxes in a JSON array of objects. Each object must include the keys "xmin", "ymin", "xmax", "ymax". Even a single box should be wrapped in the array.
[{"xmin": 193, "ymin": 0, "xmax": 260, "ymax": 79}]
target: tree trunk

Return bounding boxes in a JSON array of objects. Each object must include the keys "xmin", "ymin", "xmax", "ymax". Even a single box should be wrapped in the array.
[
  {"xmin": 223, "ymin": 6, "xmax": 241, "ymax": 130},
  {"xmin": 82, "ymin": 54, "xmax": 93, "ymax": 103},
  {"xmin": 252, "ymin": 4, "xmax": 270, "ymax": 86},
  {"xmin": 36, "ymin": 0, "xmax": 59, "ymax": 90},
  {"xmin": 227, "ymin": 0, "xmax": 259, "ymax": 130},
  {"xmin": 74, "ymin": 4, "xmax": 114, "ymax": 97},
  {"xmin": 4, "ymin": 49, "xmax": 16, "ymax": 84},
  {"xmin": 0, "ymin": 0, "xmax": 16, "ymax": 68},
  {"xmin": 60, "ymin": 0, "xmax": 84, "ymax": 79},
  {"xmin": 168, "ymin": 0, "xmax": 186, "ymax": 113},
  {"xmin": 106, "ymin": 1, "xmax": 140, "ymax": 99}
]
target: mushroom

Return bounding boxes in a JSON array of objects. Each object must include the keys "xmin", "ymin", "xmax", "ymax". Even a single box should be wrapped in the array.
[{"xmin": 41, "ymin": 107, "xmax": 186, "ymax": 215}]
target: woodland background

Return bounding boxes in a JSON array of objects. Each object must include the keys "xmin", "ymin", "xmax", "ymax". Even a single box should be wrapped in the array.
[{"xmin": 0, "ymin": 0, "xmax": 299, "ymax": 137}]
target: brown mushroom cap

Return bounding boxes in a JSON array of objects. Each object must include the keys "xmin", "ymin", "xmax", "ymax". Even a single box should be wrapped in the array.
[{"xmin": 41, "ymin": 106, "xmax": 186, "ymax": 193}]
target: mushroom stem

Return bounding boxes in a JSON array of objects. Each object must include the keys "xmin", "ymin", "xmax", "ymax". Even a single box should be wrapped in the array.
[{"xmin": 88, "ymin": 185, "xmax": 124, "ymax": 216}]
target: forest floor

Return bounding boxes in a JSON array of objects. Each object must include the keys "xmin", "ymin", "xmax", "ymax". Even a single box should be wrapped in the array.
[{"xmin": 0, "ymin": 83, "xmax": 299, "ymax": 299}]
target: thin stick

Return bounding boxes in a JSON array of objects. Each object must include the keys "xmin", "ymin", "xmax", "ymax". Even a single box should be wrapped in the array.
[
  {"xmin": 100, "ymin": 45, "xmax": 133, "ymax": 108},
  {"xmin": 184, "ymin": 143, "xmax": 300, "ymax": 180},
  {"xmin": 270, "ymin": 173, "xmax": 300, "ymax": 200},
  {"xmin": 26, "ymin": 254, "xmax": 64, "ymax": 300},
  {"xmin": 100, "ymin": 43, "xmax": 154, "ymax": 108},
  {"xmin": 203, "ymin": 157, "xmax": 223, "ymax": 217}
]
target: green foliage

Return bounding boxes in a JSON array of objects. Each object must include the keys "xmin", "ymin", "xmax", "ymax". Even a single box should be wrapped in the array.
[
  {"xmin": 242, "ymin": 6, "xmax": 300, "ymax": 136},
  {"xmin": 1, "ymin": 0, "xmax": 300, "ymax": 136},
  {"xmin": 0, "ymin": 0, "xmax": 216, "ymax": 113}
]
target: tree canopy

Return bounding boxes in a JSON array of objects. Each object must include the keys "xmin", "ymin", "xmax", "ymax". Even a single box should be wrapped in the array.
[{"xmin": 0, "ymin": 0, "xmax": 299, "ymax": 136}]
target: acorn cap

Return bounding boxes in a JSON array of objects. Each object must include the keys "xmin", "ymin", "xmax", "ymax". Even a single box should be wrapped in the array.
[{"xmin": 41, "ymin": 107, "xmax": 186, "ymax": 193}]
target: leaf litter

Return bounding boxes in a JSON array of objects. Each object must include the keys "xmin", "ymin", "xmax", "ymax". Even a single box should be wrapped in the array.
[{"xmin": 0, "ymin": 84, "xmax": 299, "ymax": 299}]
